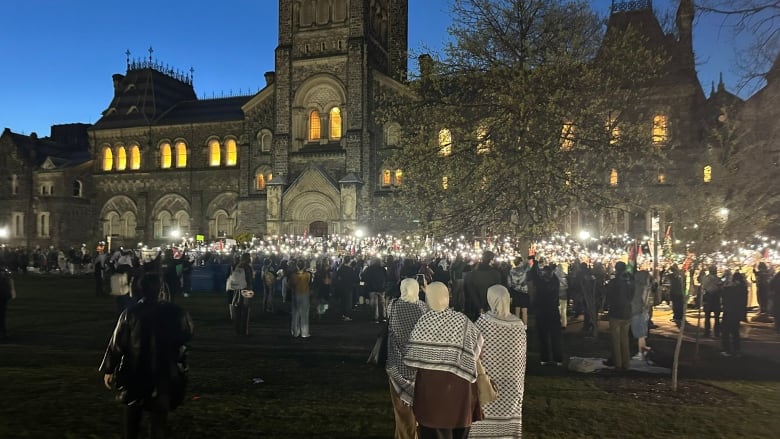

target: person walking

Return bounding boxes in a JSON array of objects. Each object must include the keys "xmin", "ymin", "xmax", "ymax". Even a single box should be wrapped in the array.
[
  {"xmin": 99, "ymin": 273, "xmax": 193, "ymax": 439},
  {"xmin": 470, "ymin": 284, "xmax": 527, "ymax": 438},
  {"xmin": 605, "ymin": 261, "xmax": 633, "ymax": 371},
  {"xmin": 289, "ymin": 260, "xmax": 313, "ymax": 338},
  {"xmin": 386, "ymin": 278, "xmax": 428, "ymax": 439}
]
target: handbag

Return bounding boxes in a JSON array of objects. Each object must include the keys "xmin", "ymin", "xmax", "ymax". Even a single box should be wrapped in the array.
[
  {"xmin": 367, "ymin": 320, "xmax": 389, "ymax": 367},
  {"xmin": 476, "ymin": 358, "xmax": 498, "ymax": 405}
]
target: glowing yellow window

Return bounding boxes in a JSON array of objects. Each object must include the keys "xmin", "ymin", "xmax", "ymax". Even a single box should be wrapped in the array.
[
  {"xmin": 703, "ymin": 165, "xmax": 712, "ymax": 183},
  {"xmin": 476, "ymin": 125, "xmax": 491, "ymax": 154},
  {"xmin": 658, "ymin": 169, "xmax": 666, "ymax": 184},
  {"xmin": 330, "ymin": 107, "xmax": 342, "ymax": 139},
  {"xmin": 309, "ymin": 110, "xmax": 321, "ymax": 141},
  {"xmin": 102, "ymin": 147, "xmax": 113, "ymax": 171},
  {"xmin": 652, "ymin": 114, "xmax": 668, "ymax": 143},
  {"xmin": 160, "ymin": 143, "xmax": 172, "ymax": 169},
  {"xmin": 610, "ymin": 168, "xmax": 619, "ymax": 186},
  {"xmin": 561, "ymin": 121, "xmax": 575, "ymax": 150},
  {"xmin": 129, "ymin": 145, "xmax": 141, "ymax": 170},
  {"xmin": 116, "ymin": 146, "xmax": 127, "ymax": 171},
  {"xmin": 394, "ymin": 169, "xmax": 403, "ymax": 186},
  {"xmin": 607, "ymin": 115, "xmax": 620, "ymax": 145},
  {"xmin": 225, "ymin": 139, "xmax": 237, "ymax": 166},
  {"xmin": 438, "ymin": 128, "xmax": 452, "ymax": 156},
  {"xmin": 175, "ymin": 141, "xmax": 187, "ymax": 168},
  {"xmin": 382, "ymin": 170, "xmax": 392, "ymax": 186},
  {"xmin": 442, "ymin": 176, "xmax": 449, "ymax": 190},
  {"xmin": 209, "ymin": 140, "xmax": 221, "ymax": 166},
  {"xmin": 256, "ymin": 173, "xmax": 266, "ymax": 190}
]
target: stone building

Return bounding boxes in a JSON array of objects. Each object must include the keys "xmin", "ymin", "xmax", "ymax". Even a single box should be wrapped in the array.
[{"xmin": 1, "ymin": 0, "xmax": 776, "ymax": 251}]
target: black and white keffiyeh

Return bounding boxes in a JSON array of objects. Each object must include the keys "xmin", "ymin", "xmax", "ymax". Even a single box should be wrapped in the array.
[
  {"xmin": 470, "ymin": 312, "xmax": 527, "ymax": 439},
  {"xmin": 385, "ymin": 298, "xmax": 429, "ymax": 405},
  {"xmin": 403, "ymin": 309, "xmax": 483, "ymax": 383}
]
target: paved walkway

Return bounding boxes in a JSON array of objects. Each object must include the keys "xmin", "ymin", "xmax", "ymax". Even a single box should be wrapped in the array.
[{"xmin": 648, "ymin": 305, "xmax": 780, "ymax": 364}]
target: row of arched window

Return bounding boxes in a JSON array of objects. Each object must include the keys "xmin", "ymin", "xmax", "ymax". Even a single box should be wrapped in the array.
[
  {"xmin": 103, "ymin": 210, "xmax": 236, "ymax": 240},
  {"xmin": 560, "ymin": 113, "xmax": 669, "ymax": 150},
  {"xmin": 308, "ymin": 107, "xmax": 342, "ymax": 142},
  {"xmin": 100, "ymin": 138, "xmax": 240, "ymax": 172}
]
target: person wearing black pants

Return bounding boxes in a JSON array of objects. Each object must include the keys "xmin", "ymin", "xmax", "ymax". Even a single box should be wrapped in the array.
[
  {"xmin": 667, "ymin": 265, "xmax": 685, "ymax": 326},
  {"xmin": 720, "ymin": 272, "xmax": 748, "ymax": 356},
  {"xmin": 0, "ymin": 268, "xmax": 16, "ymax": 340},
  {"xmin": 533, "ymin": 264, "xmax": 564, "ymax": 365}
]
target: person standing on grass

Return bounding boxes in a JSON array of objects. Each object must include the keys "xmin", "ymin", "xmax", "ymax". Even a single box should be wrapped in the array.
[
  {"xmin": 405, "ymin": 282, "xmax": 484, "ymax": 439},
  {"xmin": 470, "ymin": 284, "xmax": 527, "ymax": 438},
  {"xmin": 701, "ymin": 265, "xmax": 723, "ymax": 338},
  {"xmin": 771, "ymin": 271, "xmax": 780, "ymax": 334},
  {"xmin": 464, "ymin": 251, "xmax": 502, "ymax": 322},
  {"xmin": 0, "ymin": 266, "xmax": 17, "ymax": 341},
  {"xmin": 720, "ymin": 272, "xmax": 748, "ymax": 357},
  {"xmin": 100, "ymin": 273, "xmax": 193, "ymax": 439},
  {"xmin": 386, "ymin": 278, "xmax": 428, "ymax": 439},
  {"xmin": 334, "ymin": 257, "xmax": 357, "ymax": 321},
  {"xmin": 532, "ymin": 264, "xmax": 564, "ymax": 366},
  {"xmin": 667, "ymin": 264, "xmax": 685, "ymax": 327},
  {"xmin": 289, "ymin": 259, "xmax": 313, "ymax": 338},
  {"xmin": 605, "ymin": 261, "xmax": 633, "ymax": 371}
]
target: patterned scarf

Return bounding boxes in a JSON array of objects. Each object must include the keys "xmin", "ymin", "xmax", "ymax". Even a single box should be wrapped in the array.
[
  {"xmin": 470, "ymin": 312, "xmax": 527, "ymax": 438},
  {"xmin": 386, "ymin": 297, "xmax": 429, "ymax": 405},
  {"xmin": 404, "ymin": 308, "xmax": 483, "ymax": 383}
]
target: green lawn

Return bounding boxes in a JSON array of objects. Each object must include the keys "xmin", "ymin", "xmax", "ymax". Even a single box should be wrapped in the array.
[{"xmin": 1, "ymin": 275, "xmax": 778, "ymax": 438}]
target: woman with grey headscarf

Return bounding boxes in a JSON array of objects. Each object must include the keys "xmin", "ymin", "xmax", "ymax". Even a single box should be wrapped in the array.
[
  {"xmin": 469, "ymin": 285, "xmax": 527, "ymax": 438},
  {"xmin": 386, "ymin": 278, "xmax": 429, "ymax": 439},
  {"xmin": 405, "ymin": 282, "xmax": 484, "ymax": 439}
]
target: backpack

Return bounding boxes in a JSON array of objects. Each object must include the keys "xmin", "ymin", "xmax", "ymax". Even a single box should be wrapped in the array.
[
  {"xmin": 263, "ymin": 269, "xmax": 276, "ymax": 286},
  {"xmin": 228, "ymin": 266, "xmax": 247, "ymax": 290}
]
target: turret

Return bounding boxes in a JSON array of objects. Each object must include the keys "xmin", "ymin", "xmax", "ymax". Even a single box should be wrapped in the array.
[{"xmin": 676, "ymin": 0, "xmax": 695, "ymax": 67}]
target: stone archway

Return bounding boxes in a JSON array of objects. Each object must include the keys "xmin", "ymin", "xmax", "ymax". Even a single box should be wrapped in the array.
[{"xmin": 309, "ymin": 221, "xmax": 328, "ymax": 237}]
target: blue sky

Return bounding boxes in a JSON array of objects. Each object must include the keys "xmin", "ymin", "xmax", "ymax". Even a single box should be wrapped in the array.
[{"xmin": 0, "ymin": 0, "xmax": 764, "ymax": 136}]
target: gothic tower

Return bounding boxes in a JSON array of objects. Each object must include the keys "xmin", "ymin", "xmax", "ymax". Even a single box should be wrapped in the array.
[{"xmin": 268, "ymin": 0, "xmax": 409, "ymax": 235}]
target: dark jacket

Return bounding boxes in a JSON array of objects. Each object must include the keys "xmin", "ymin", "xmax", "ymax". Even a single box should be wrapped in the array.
[
  {"xmin": 333, "ymin": 264, "xmax": 357, "ymax": 293},
  {"xmin": 532, "ymin": 270, "xmax": 561, "ymax": 328},
  {"xmin": 362, "ymin": 263, "xmax": 388, "ymax": 293},
  {"xmin": 721, "ymin": 281, "xmax": 748, "ymax": 324},
  {"xmin": 606, "ymin": 271, "xmax": 633, "ymax": 320},
  {"xmin": 100, "ymin": 299, "xmax": 193, "ymax": 409},
  {"xmin": 464, "ymin": 263, "xmax": 502, "ymax": 316}
]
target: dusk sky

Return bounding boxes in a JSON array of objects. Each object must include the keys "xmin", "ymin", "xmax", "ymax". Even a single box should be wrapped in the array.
[{"xmin": 0, "ymin": 0, "xmax": 765, "ymax": 136}]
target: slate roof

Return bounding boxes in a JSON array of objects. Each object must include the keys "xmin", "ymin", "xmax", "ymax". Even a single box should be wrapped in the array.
[
  {"xmin": 156, "ymin": 96, "xmax": 253, "ymax": 125},
  {"xmin": 4, "ymin": 130, "xmax": 90, "ymax": 168}
]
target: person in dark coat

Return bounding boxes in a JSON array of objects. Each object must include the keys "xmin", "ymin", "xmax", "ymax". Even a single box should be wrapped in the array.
[
  {"xmin": 605, "ymin": 261, "xmax": 633, "ymax": 371},
  {"xmin": 532, "ymin": 264, "xmax": 564, "ymax": 366},
  {"xmin": 464, "ymin": 251, "xmax": 502, "ymax": 322},
  {"xmin": 333, "ymin": 258, "xmax": 357, "ymax": 321},
  {"xmin": 100, "ymin": 273, "xmax": 193, "ymax": 439},
  {"xmin": 753, "ymin": 262, "xmax": 771, "ymax": 314},
  {"xmin": 667, "ymin": 264, "xmax": 685, "ymax": 327},
  {"xmin": 720, "ymin": 272, "xmax": 748, "ymax": 357},
  {"xmin": 0, "ymin": 266, "xmax": 16, "ymax": 341}
]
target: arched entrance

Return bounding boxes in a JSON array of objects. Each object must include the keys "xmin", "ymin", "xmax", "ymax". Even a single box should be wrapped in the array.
[{"xmin": 309, "ymin": 221, "xmax": 328, "ymax": 237}]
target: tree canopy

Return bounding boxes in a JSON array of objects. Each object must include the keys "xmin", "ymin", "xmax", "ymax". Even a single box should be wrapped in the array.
[{"xmin": 375, "ymin": 0, "xmax": 666, "ymax": 237}]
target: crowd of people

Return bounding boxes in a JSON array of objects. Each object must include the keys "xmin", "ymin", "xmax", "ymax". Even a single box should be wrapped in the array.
[{"xmin": 2, "ymin": 233, "xmax": 779, "ymax": 438}]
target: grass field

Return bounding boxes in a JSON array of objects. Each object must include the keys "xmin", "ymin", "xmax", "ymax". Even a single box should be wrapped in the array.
[{"xmin": 1, "ymin": 275, "xmax": 778, "ymax": 438}]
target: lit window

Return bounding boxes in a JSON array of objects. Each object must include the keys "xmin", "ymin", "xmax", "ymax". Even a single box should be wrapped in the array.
[
  {"xmin": 330, "ymin": 107, "xmax": 342, "ymax": 139},
  {"xmin": 102, "ymin": 147, "xmax": 113, "ymax": 171},
  {"xmin": 703, "ymin": 165, "xmax": 712, "ymax": 183},
  {"xmin": 256, "ymin": 174, "xmax": 266, "ymax": 191},
  {"xmin": 607, "ymin": 114, "xmax": 620, "ymax": 145},
  {"xmin": 652, "ymin": 114, "xmax": 668, "ymax": 143},
  {"xmin": 309, "ymin": 110, "xmax": 321, "ymax": 141},
  {"xmin": 394, "ymin": 169, "xmax": 403, "ymax": 186},
  {"xmin": 442, "ymin": 176, "xmax": 449, "ymax": 190},
  {"xmin": 160, "ymin": 143, "xmax": 172, "ymax": 169},
  {"xmin": 209, "ymin": 139, "xmax": 221, "ymax": 166},
  {"xmin": 438, "ymin": 128, "xmax": 452, "ymax": 156},
  {"xmin": 116, "ymin": 146, "xmax": 127, "ymax": 171},
  {"xmin": 561, "ymin": 120, "xmax": 575, "ymax": 150},
  {"xmin": 610, "ymin": 168, "xmax": 618, "ymax": 186},
  {"xmin": 476, "ymin": 125, "xmax": 491, "ymax": 154},
  {"xmin": 657, "ymin": 169, "xmax": 666, "ymax": 184},
  {"xmin": 129, "ymin": 145, "xmax": 141, "ymax": 170},
  {"xmin": 175, "ymin": 141, "xmax": 187, "ymax": 168},
  {"xmin": 225, "ymin": 139, "xmax": 237, "ymax": 166},
  {"xmin": 382, "ymin": 170, "xmax": 392, "ymax": 187}
]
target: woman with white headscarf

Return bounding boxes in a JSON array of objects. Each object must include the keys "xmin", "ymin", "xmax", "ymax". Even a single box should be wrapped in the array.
[
  {"xmin": 386, "ymin": 278, "xmax": 429, "ymax": 439},
  {"xmin": 469, "ymin": 285, "xmax": 527, "ymax": 438},
  {"xmin": 405, "ymin": 282, "xmax": 484, "ymax": 439}
]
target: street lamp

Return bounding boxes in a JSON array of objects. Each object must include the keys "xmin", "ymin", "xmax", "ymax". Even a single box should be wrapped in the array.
[
  {"xmin": 0, "ymin": 226, "xmax": 8, "ymax": 240},
  {"xmin": 578, "ymin": 230, "xmax": 591, "ymax": 241}
]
